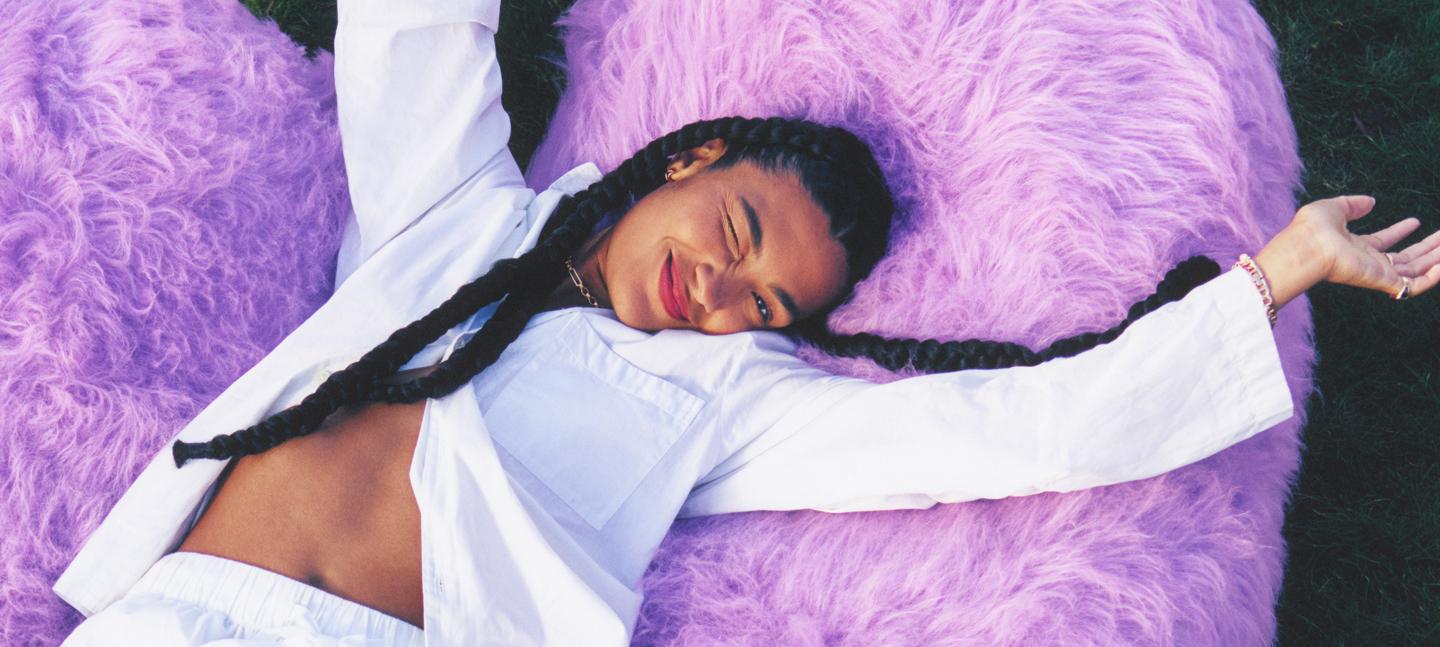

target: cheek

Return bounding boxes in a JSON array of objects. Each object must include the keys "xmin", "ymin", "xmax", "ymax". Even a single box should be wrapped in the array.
[
  {"xmin": 705, "ymin": 311, "xmax": 751, "ymax": 335},
  {"xmin": 603, "ymin": 232, "xmax": 660, "ymax": 322}
]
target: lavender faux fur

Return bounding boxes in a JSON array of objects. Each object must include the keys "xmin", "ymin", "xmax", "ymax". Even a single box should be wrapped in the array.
[
  {"xmin": 527, "ymin": 0, "xmax": 1314, "ymax": 644},
  {"xmin": 0, "ymin": 0, "xmax": 347, "ymax": 643},
  {"xmin": 0, "ymin": 0, "xmax": 1313, "ymax": 645}
]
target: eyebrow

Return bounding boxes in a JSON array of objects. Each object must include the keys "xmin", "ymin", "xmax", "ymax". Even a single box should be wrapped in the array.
[{"xmin": 741, "ymin": 195, "xmax": 799, "ymax": 323}]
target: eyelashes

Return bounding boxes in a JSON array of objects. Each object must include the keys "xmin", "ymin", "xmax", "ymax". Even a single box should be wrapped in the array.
[{"xmin": 724, "ymin": 211, "xmax": 772, "ymax": 324}]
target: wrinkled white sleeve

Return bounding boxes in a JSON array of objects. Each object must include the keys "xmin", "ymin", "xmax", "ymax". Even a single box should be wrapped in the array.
[
  {"xmin": 333, "ymin": 0, "xmax": 523, "ymax": 284},
  {"xmin": 679, "ymin": 266, "xmax": 1296, "ymax": 517}
]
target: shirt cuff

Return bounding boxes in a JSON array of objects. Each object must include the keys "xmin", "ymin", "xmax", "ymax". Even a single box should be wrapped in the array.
[{"xmin": 1205, "ymin": 265, "xmax": 1297, "ymax": 447}]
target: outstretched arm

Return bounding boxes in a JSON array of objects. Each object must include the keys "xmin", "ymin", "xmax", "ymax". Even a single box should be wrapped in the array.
[
  {"xmin": 681, "ymin": 263, "xmax": 1294, "ymax": 516},
  {"xmin": 681, "ymin": 196, "xmax": 1437, "ymax": 516},
  {"xmin": 333, "ymin": 0, "xmax": 524, "ymax": 284}
]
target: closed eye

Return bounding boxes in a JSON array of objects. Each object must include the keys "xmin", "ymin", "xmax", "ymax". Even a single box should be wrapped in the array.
[
  {"xmin": 726, "ymin": 212, "xmax": 771, "ymax": 324},
  {"xmin": 725, "ymin": 213, "xmax": 741, "ymax": 256}
]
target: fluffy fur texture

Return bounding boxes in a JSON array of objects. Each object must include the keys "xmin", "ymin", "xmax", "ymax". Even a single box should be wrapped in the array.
[
  {"xmin": 527, "ymin": 0, "xmax": 1314, "ymax": 644},
  {"xmin": 0, "ymin": 0, "xmax": 347, "ymax": 643},
  {"xmin": 2, "ymin": 0, "xmax": 1313, "ymax": 644}
]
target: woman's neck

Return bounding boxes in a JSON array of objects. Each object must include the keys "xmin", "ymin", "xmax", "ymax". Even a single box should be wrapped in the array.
[{"xmin": 536, "ymin": 228, "xmax": 612, "ymax": 314}]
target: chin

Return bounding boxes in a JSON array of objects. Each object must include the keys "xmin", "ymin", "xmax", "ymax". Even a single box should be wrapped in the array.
[{"xmin": 609, "ymin": 299, "xmax": 659, "ymax": 332}]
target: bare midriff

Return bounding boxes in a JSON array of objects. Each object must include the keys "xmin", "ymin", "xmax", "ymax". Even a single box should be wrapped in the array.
[{"xmin": 178, "ymin": 368, "xmax": 437, "ymax": 629}]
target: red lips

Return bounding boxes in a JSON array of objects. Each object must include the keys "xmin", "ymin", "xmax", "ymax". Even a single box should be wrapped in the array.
[{"xmin": 659, "ymin": 251, "xmax": 690, "ymax": 322}]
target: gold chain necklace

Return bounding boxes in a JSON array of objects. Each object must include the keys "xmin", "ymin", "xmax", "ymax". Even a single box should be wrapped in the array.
[{"xmin": 565, "ymin": 257, "xmax": 600, "ymax": 307}]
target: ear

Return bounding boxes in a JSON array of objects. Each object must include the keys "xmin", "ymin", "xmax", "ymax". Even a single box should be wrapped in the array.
[{"xmin": 665, "ymin": 138, "xmax": 728, "ymax": 181}]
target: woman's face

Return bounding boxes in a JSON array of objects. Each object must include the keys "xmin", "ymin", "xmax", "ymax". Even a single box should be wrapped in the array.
[{"xmin": 581, "ymin": 139, "xmax": 848, "ymax": 334}]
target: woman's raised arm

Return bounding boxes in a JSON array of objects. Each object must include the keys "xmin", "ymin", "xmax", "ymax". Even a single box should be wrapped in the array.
[{"xmin": 333, "ymin": 0, "xmax": 525, "ymax": 284}]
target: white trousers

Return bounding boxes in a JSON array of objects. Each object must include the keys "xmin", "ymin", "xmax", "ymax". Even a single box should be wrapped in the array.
[{"xmin": 61, "ymin": 552, "xmax": 425, "ymax": 646}]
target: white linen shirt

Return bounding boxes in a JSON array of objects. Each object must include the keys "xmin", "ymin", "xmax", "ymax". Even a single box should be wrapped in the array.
[{"xmin": 54, "ymin": 0, "xmax": 1297, "ymax": 644}]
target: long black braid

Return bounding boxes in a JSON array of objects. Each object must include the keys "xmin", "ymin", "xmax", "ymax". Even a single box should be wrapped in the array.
[
  {"xmin": 172, "ymin": 116, "xmax": 1219, "ymax": 466},
  {"xmin": 794, "ymin": 255, "xmax": 1220, "ymax": 371}
]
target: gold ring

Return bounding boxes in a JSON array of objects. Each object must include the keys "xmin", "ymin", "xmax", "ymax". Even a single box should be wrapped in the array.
[{"xmin": 1395, "ymin": 276, "xmax": 1411, "ymax": 300}]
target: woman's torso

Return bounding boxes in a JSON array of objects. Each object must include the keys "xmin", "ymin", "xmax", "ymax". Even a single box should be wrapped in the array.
[
  {"xmin": 172, "ymin": 278, "xmax": 613, "ymax": 630},
  {"xmin": 177, "ymin": 374, "xmax": 436, "ymax": 628},
  {"xmin": 167, "ymin": 307, "xmax": 806, "ymax": 638}
]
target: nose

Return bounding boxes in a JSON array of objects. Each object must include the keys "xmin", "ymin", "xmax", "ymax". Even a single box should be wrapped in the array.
[
  {"xmin": 692, "ymin": 261, "xmax": 743, "ymax": 315},
  {"xmin": 693, "ymin": 261, "xmax": 723, "ymax": 313}
]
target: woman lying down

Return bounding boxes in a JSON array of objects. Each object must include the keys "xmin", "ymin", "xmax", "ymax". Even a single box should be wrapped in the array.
[{"xmin": 55, "ymin": 0, "xmax": 1439, "ymax": 644}]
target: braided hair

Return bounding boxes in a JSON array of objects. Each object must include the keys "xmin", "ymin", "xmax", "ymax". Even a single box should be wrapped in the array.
[{"xmin": 172, "ymin": 116, "xmax": 1221, "ymax": 467}]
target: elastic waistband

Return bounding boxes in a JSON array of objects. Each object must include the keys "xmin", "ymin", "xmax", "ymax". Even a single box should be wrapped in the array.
[{"xmin": 133, "ymin": 552, "xmax": 424, "ymax": 645}]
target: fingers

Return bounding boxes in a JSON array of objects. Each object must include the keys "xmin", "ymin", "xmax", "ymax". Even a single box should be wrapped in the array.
[
  {"xmin": 1365, "ymin": 217, "xmax": 1423, "ymax": 251},
  {"xmin": 1308, "ymin": 194, "xmax": 1377, "ymax": 221},
  {"xmin": 1398, "ymin": 264, "xmax": 1440, "ymax": 299},
  {"xmin": 1304, "ymin": 193, "xmax": 1440, "ymax": 301},
  {"xmin": 1344, "ymin": 195, "xmax": 1377, "ymax": 221},
  {"xmin": 1391, "ymin": 229, "xmax": 1440, "ymax": 271},
  {"xmin": 1390, "ymin": 231, "xmax": 1440, "ymax": 299}
]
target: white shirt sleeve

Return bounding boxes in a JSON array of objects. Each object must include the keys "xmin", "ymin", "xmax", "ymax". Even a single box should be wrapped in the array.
[
  {"xmin": 678, "ymin": 265, "xmax": 1296, "ymax": 517},
  {"xmin": 333, "ymin": 0, "xmax": 522, "ymax": 285}
]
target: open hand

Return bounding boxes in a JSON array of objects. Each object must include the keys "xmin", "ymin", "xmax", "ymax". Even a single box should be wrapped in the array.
[{"xmin": 1296, "ymin": 195, "xmax": 1440, "ymax": 300}]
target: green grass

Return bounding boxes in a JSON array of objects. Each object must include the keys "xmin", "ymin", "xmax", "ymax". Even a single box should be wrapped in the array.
[
  {"xmin": 1253, "ymin": 1, "xmax": 1440, "ymax": 644},
  {"xmin": 242, "ymin": 0, "xmax": 1439, "ymax": 643}
]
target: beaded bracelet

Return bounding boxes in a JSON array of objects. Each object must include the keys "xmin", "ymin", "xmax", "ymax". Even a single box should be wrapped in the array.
[{"xmin": 1234, "ymin": 253, "xmax": 1278, "ymax": 328}]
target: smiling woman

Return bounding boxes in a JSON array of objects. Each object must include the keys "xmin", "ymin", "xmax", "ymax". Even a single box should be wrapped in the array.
[
  {"xmin": 557, "ymin": 139, "xmax": 851, "ymax": 333},
  {"xmin": 50, "ymin": 0, "xmax": 1439, "ymax": 645},
  {"xmin": 166, "ymin": 112, "xmax": 901, "ymax": 465}
]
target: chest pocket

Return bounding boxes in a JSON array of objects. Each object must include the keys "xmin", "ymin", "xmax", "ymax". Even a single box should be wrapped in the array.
[{"xmin": 473, "ymin": 313, "xmax": 705, "ymax": 529}]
